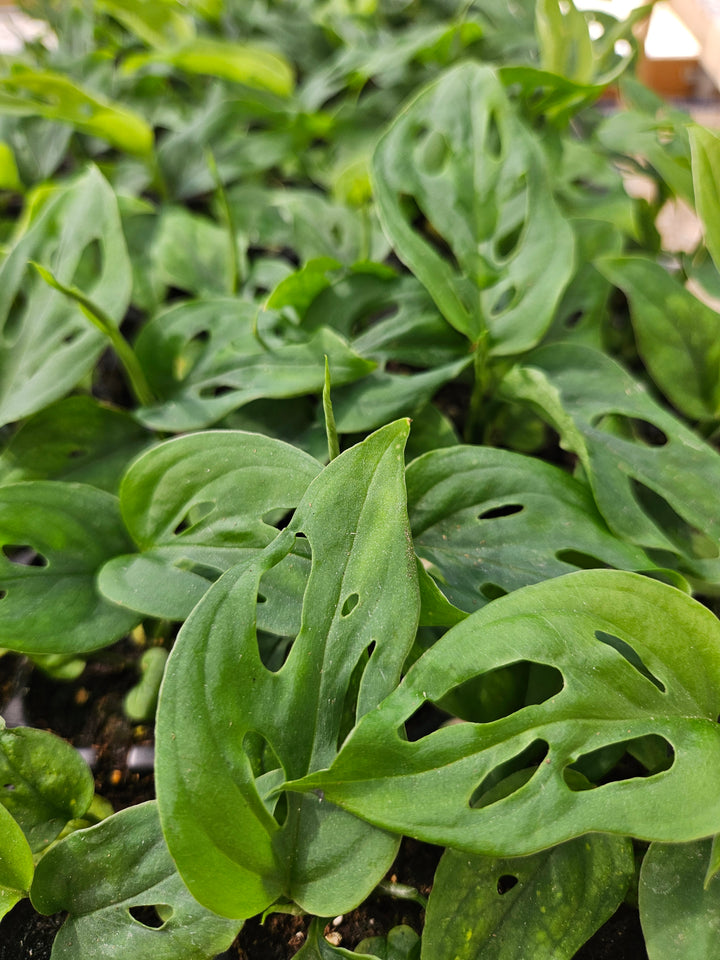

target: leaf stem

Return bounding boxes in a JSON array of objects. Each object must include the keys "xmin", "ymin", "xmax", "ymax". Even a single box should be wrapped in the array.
[
  {"xmin": 30, "ymin": 261, "xmax": 155, "ymax": 408},
  {"xmin": 464, "ymin": 332, "xmax": 490, "ymax": 443},
  {"xmin": 206, "ymin": 147, "xmax": 241, "ymax": 294}
]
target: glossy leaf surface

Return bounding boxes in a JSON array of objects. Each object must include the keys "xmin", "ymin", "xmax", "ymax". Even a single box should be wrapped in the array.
[
  {"xmin": 156, "ymin": 422, "xmax": 420, "ymax": 919},
  {"xmin": 372, "ymin": 62, "xmax": 574, "ymax": 352},
  {"xmin": 31, "ymin": 801, "xmax": 240, "ymax": 959},
  {"xmin": 639, "ymin": 838, "xmax": 720, "ymax": 959},
  {"xmin": 0, "ymin": 482, "xmax": 139, "ymax": 654},
  {"xmin": 422, "ymin": 835, "xmax": 633, "ymax": 958},
  {"xmin": 0, "ymin": 803, "xmax": 33, "ymax": 921},
  {"xmin": 287, "ymin": 571, "xmax": 720, "ymax": 854}
]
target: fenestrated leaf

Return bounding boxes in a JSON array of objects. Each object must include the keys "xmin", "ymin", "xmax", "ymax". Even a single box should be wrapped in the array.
[
  {"xmin": 372, "ymin": 62, "xmax": 574, "ymax": 353},
  {"xmin": 0, "ymin": 720, "xmax": 94, "ymax": 853},
  {"xmin": 286, "ymin": 571, "xmax": 720, "ymax": 854},
  {"xmin": 422, "ymin": 835, "xmax": 633, "ymax": 959},
  {"xmin": 134, "ymin": 299, "xmax": 375, "ymax": 431},
  {"xmin": 0, "ymin": 166, "xmax": 132, "ymax": 426},
  {"xmin": 151, "ymin": 207, "xmax": 234, "ymax": 298},
  {"xmin": 98, "ymin": 430, "xmax": 321, "ymax": 624},
  {"xmin": 500, "ymin": 343, "xmax": 720, "ymax": 583},
  {"xmin": 0, "ymin": 803, "xmax": 33, "ymax": 921},
  {"xmin": 31, "ymin": 801, "xmax": 240, "ymax": 960},
  {"xmin": 407, "ymin": 445, "xmax": 662, "ymax": 613},
  {"xmin": 156, "ymin": 421, "xmax": 420, "ymax": 919},
  {"xmin": 0, "ymin": 396, "xmax": 152, "ymax": 493},
  {"xmin": 639, "ymin": 838, "xmax": 720, "ymax": 959},
  {"xmin": 598, "ymin": 256, "xmax": 720, "ymax": 421},
  {"xmin": 0, "ymin": 482, "xmax": 139, "ymax": 654}
]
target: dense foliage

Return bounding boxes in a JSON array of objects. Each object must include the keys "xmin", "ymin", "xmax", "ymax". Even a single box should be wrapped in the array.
[{"xmin": 2, "ymin": 0, "xmax": 720, "ymax": 956}]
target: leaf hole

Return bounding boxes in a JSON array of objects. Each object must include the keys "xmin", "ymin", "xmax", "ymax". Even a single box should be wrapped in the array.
[
  {"xmin": 172, "ymin": 501, "xmax": 216, "ymax": 536},
  {"xmin": 67, "ymin": 448, "xmax": 86, "ymax": 459},
  {"xmin": 470, "ymin": 739, "xmax": 550, "ymax": 808},
  {"xmin": 257, "ymin": 593, "xmax": 267, "ymax": 604},
  {"xmin": 486, "ymin": 111, "xmax": 503, "ymax": 159},
  {"xmin": 198, "ymin": 383, "xmax": 235, "ymax": 399},
  {"xmin": 341, "ymin": 593, "xmax": 359, "ymax": 617},
  {"xmin": 2, "ymin": 544, "xmax": 48, "ymax": 567},
  {"xmin": 439, "ymin": 661, "xmax": 564, "ymax": 724},
  {"xmin": 490, "ymin": 284, "xmax": 517, "ymax": 316},
  {"xmin": 403, "ymin": 701, "xmax": 452, "ymax": 743},
  {"xmin": 419, "ymin": 128, "xmax": 451, "ymax": 175},
  {"xmin": 594, "ymin": 414, "xmax": 668, "ymax": 447},
  {"xmin": 555, "ymin": 549, "xmax": 611, "ymax": 570},
  {"xmin": 128, "ymin": 904, "xmax": 171, "ymax": 929},
  {"xmin": 494, "ymin": 222, "xmax": 524, "ymax": 260},
  {"xmin": 565, "ymin": 309, "xmax": 584, "ymax": 329},
  {"xmin": 61, "ymin": 330, "xmax": 82, "ymax": 346},
  {"xmin": 478, "ymin": 503, "xmax": 524, "ymax": 521},
  {"xmin": 479, "ymin": 583, "xmax": 508, "ymax": 601},
  {"xmin": 496, "ymin": 874, "xmax": 519, "ymax": 895},
  {"xmin": 564, "ymin": 735, "xmax": 674, "ymax": 790},
  {"xmin": 398, "ymin": 193, "xmax": 460, "ymax": 272},
  {"xmin": 630, "ymin": 481, "xmax": 719, "ymax": 560},
  {"xmin": 594, "ymin": 630, "xmax": 666, "ymax": 692}
]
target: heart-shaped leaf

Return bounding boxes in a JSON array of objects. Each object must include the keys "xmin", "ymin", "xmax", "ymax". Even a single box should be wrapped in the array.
[
  {"xmin": 422, "ymin": 834, "xmax": 633, "ymax": 959},
  {"xmin": 372, "ymin": 62, "xmax": 574, "ymax": 353},
  {"xmin": 156, "ymin": 421, "xmax": 420, "ymax": 919},
  {"xmin": 98, "ymin": 430, "xmax": 321, "ymax": 623},
  {"xmin": 287, "ymin": 571, "xmax": 720, "ymax": 854},
  {"xmin": 0, "ymin": 482, "xmax": 139, "ymax": 654},
  {"xmin": 406, "ymin": 444, "xmax": 662, "ymax": 613},
  {"xmin": 0, "ymin": 166, "xmax": 132, "ymax": 426},
  {"xmin": 31, "ymin": 801, "xmax": 240, "ymax": 959},
  {"xmin": 0, "ymin": 720, "xmax": 94, "ymax": 853}
]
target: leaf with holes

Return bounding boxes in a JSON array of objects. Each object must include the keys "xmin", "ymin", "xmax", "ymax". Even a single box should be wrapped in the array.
[
  {"xmin": 133, "ymin": 299, "xmax": 375, "ymax": 431},
  {"xmin": 30, "ymin": 801, "xmax": 240, "ymax": 960},
  {"xmin": 639, "ymin": 838, "xmax": 720, "ymax": 959},
  {"xmin": 0, "ymin": 720, "xmax": 94, "ymax": 853},
  {"xmin": 371, "ymin": 62, "xmax": 574, "ymax": 353},
  {"xmin": 151, "ymin": 206, "xmax": 234, "ymax": 298},
  {"xmin": 155, "ymin": 421, "xmax": 420, "ymax": 919},
  {"xmin": 0, "ymin": 482, "xmax": 139, "ymax": 654},
  {"xmin": 0, "ymin": 396, "xmax": 152, "ymax": 494},
  {"xmin": 406, "ymin": 444, "xmax": 663, "ymax": 614},
  {"xmin": 422, "ymin": 834, "xmax": 633, "ymax": 959},
  {"xmin": 285, "ymin": 570, "xmax": 720, "ymax": 854},
  {"xmin": 598, "ymin": 256, "xmax": 720, "ymax": 422},
  {"xmin": 500, "ymin": 343, "xmax": 720, "ymax": 584},
  {"xmin": 0, "ymin": 166, "xmax": 132, "ymax": 426},
  {"xmin": 0, "ymin": 802, "xmax": 33, "ymax": 921},
  {"xmin": 98, "ymin": 430, "xmax": 321, "ymax": 624}
]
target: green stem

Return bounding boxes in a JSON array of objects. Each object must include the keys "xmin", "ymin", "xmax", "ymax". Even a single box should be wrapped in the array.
[
  {"xmin": 464, "ymin": 332, "xmax": 490, "ymax": 443},
  {"xmin": 30, "ymin": 261, "xmax": 155, "ymax": 408},
  {"xmin": 206, "ymin": 147, "xmax": 240, "ymax": 294}
]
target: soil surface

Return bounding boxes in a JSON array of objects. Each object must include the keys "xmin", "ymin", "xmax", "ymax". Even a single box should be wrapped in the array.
[{"xmin": 0, "ymin": 650, "xmax": 649, "ymax": 959}]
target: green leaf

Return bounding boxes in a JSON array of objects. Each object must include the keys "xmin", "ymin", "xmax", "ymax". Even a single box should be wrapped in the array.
[
  {"xmin": 0, "ymin": 141, "xmax": 21, "ymax": 192},
  {"xmin": 31, "ymin": 801, "xmax": 240, "ymax": 959},
  {"xmin": 690, "ymin": 124, "xmax": 720, "ymax": 272},
  {"xmin": 357, "ymin": 924, "xmax": 420, "ymax": 959},
  {"xmin": 536, "ymin": 0, "xmax": 594, "ymax": 84},
  {"xmin": 0, "ymin": 803, "xmax": 33, "ymax": 921},
  {"xmin": 155, "ymin": 421, "xmax": 420, "ymax": 919},
  {"xmin": 286, "ymin": 571, "xmax": 720, "ymax": 854},
  {"xmin": 0, "ymin": 397, "xmax": 152, "ymax": 494},
  {"xmin": 97, "ymin": 0, "xmax": 196, "ymax": 49},
  {"xmin": 125, "ymin": 39, "xmax": 295, "ymax": 98},
  {"xmin": 99, "ymin": 430, "xmax": 320, "ymax": 622},
  {"xmin": 407, "ymin": 445, "xmax": 661, "ymax": 613},
  {"xmin": 151, "ymin": 207, "xmax": 234, "ymax": 298},
  {"xmin": 0, "ymin": 482, "xmax": 139, "ymax": 654},
  {"xmin": 295, "ymin": 918, "xmax": 372, "ymax": 958},
  {"xmin": 422, "ymin": 835, "xmax": 633, "ymax": 959},
  {"xmin": 0, "ymin": 166, "xmax": 132, "ymax": 427},
  {"xmin": 501, "ymin": 343, "xmax": 720, "ymax": 581},
  {"xmin": 0, "ymin": 69, "xmax": 153, "ymax": 157},
  {"xmin": 0, "ymin": 721, "xmax": 94, "ymax": 853},
  {"xmin": 371, "ymin": 62, "xmax": 574, "ymax": 353},
  {"xmin": 639, "ymin": 838, "xmax": 720, "ymax": 958},
  {"xmin": 598, "ymin": 256, "xmax": 720, "ymax": 421},
  {"xmin": 134, "ymin": 299, "xmax": 375, "ymax": 431}
]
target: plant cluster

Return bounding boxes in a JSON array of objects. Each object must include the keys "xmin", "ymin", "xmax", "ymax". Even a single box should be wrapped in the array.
[{"xmin": 2, "ymin": 0, "xmax": 720, "ymax": 957}]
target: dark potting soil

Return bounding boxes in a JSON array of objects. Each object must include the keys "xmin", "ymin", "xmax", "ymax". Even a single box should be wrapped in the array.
[{"xmin": 1, "ymin": 651, "xmax": 649, "ymax": 960}]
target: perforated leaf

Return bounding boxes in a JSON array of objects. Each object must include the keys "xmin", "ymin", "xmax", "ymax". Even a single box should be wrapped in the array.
[
  {"xmin": 156, "ymin": 421, "xmax": 420, "ymax": 919},
  {"xmin": 287, "ymin": 571, "xmax": 720, "ymax": 854},
  {"xmin": 372, "ymin": 62, "xmax": 574, "ymax": 353}
]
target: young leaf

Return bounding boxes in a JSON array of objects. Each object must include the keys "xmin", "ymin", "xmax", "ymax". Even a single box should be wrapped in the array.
[
  {"xmin": 406, "ymin": 445, "xmax": 661, "ymax": 613},
  {"xmin": 155, "ymin": 421, "xmax": 420, "ymax": 919},
  {"xmin": 0, "ymin": 721, "xmax": 94, "ymax": 853},
  {"xmin": 30, "ymin": 801, "xmax": 240, "ymax": 960},
  {"xmin": 372, "ymin": 62, "xmax": 574, "ymax": 353},
  {"xmin": 0, "ymin": 803, "xmax": 33, "ymax": 921},
  {"xmin": 689, "ymin": 124, "xmax": 720, "ymax": 272},
  {"xmin": 0, "ymin": 482, "xmax": 139, "ymax": 654},
  {"xmin": 357, "ymin": 924, "xmax": 420, "ymax": 959},
  {"xmin": 639, "ymin": 838, "xmax": 720, "ymax": 959},
  {"xmin": 0, "ymin": 166, "xmax": 132, "ymax": 426},
  {"xmin": 422, "ymin": 835, "xmax": 633, "ymax": 959},
  {"xmin": 598, "ymin": 256, "xmax": 720, "ymax": 422},
  {"xmin": 286, "ymin": 571, "xmax": 720, "ymax": 854},
  {"xmin": 98, "ymin": 430, "xmax": 321, "ymax": 622},
  {"xmin": 295, "ymin": 917, "xmax": 375, "ymax": 958}
]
